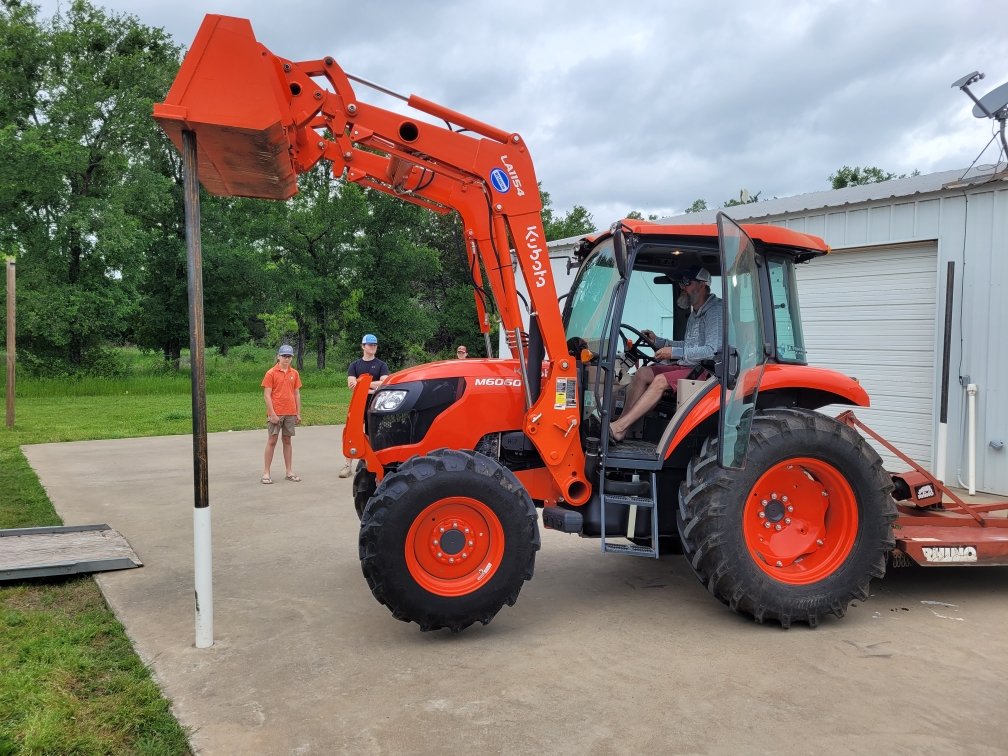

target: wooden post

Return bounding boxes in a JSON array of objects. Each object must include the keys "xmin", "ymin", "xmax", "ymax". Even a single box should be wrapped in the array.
[
  {"xmin": 6, "ymin": 259, "xmax": 14, "ymax": 429},
  {"xmin": 182, "ymin": 129, "xmax": 213, "ymax": 648}
]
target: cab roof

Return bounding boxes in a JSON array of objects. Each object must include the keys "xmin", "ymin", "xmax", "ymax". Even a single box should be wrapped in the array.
[{"xmin": 578, "ymin": 219, "xmax": 829, "ymax": 262}]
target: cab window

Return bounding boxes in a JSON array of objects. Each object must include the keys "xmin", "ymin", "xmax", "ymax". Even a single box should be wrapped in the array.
[{"xmin": 768, "ymin": 258, "xmax": 807, "ymax": 363}]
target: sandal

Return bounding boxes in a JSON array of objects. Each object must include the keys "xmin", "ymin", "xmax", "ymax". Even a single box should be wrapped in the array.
[
  {"xmin": 285, "ymin": 473, "xmax": 302, "ymax": 482},
  {"xmin": 260, "ymin": 475, "xmax": 273, "ymax": 485}
]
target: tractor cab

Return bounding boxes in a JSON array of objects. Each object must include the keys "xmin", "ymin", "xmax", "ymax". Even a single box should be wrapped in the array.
[{"xmin": 564, "ymin": 215, "xmax": 823, "ymax": 467}]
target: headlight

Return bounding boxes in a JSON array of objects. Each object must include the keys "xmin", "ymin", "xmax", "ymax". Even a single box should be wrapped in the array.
[{"xmin": 372, "ymin": 390, "xmax": 408, "ymax": 412}]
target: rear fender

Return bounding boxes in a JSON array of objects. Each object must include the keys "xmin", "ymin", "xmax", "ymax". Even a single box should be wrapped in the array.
[{"xmin": 663, "ymin": 364, "xmax": 869, "ymax": 459}]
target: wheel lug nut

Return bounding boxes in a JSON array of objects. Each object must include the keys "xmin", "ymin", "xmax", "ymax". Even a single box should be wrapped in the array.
[
  {"xmin": 771, "ymin": 493, "xmax": 778, "ymax": 500},
  {"xmin": 433, "ymin": 539, "xmax": 439, "ymax": 546},
  {"xmin": 775, "ymin": 560, "xmax": 783, "ymax": 567},
  {"xmin": 782, "ymin": 496, "xmax": 789, "ymax": 503},
  {"xmin": 468, "ymin": 540, "xmax": 474, "ymax": 547},
  {"xmin": 437, "ymin": 552, "xmax": 443, "ymax": 558},
  {"xmin": 816, "ymin": 539, "xmax": 824, "ymax": 546},
  {"xmin": 758, "ymin": 511, "xmax": 766, "ymax": 519},
  {"xmin": 464, "ymin": 528, "xmax": 470, "ymax": 534},
  {"xmin": 452, "ymin": 522, "xmax": 458, "ymax": 528},
  {"xmin": 449, "ymin": 557, "xmax": 455, "ymax": 564},
  {"xmin": 775, "ymin": 524, "xmax": 782, "ymax": 531},
  {"xmin": 761, "ymin": 499, "xmax": 768, "ymax": 507},
  {"xmin": 787, "ymin": 505, "xmax": 794, "ymax": 512},
  {"xmin": 439, "ymin": 527, "xmax": 445, "ymax": 532},
  {"xmin": 462, "ymin": 552, "xmax": 468, "ymax": 559},
  {"xmin": 764, "ymin": 522, "xmax": 771, "ymax": 529},
  {"xmin": 784, "ymin": 517, "xmax": 791, "ymax": 524}
]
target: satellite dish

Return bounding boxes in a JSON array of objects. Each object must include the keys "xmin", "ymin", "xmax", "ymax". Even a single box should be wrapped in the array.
[
  {"xmin": 952, "ymin": 69, "xmax": 1008, "ymax": 167},
  {"xmin": 951, "ymin": 71, "xmax": 983, "ymax": 89},
  {"xmin": 972, "ymin": 81, "xmax": 1008, "ymax": 119}
]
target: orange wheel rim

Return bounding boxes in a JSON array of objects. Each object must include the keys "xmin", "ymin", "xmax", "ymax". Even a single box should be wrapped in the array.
[
  {"xmin": 743, "ymin": 457, "xmax": 858, "ymax": 584},
  {"xmin": 405, "ymin": 497, "xmax": 505, "ymax": 596}
]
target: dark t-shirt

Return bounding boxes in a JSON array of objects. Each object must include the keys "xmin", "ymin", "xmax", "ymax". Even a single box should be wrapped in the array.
[{"xmin": 348, "ymin": 358, "xmax": 389, "ymax": 381}]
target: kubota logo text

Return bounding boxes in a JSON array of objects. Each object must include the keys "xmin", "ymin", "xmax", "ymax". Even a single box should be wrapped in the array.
[{"xmin": 524, "ymin": 225, "xmax": 547, "ymax": 288}]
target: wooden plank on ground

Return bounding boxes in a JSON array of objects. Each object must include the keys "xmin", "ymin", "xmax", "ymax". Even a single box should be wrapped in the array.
[{"xmin": 0, "ymin": 524, "xmax": 143, "ymax": 581}]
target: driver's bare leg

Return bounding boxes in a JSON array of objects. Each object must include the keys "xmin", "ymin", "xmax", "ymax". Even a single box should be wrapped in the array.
[
  {"xmin": 610, "ymin": 373, "xmax": 672, "ymax": 441},
  {"xmin": 624, "ymin": 366, "xmax": 655, "ymax": 414}
]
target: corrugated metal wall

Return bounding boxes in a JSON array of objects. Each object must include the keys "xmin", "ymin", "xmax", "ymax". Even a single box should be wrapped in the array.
[{"xmin": 748, "ymin": 183, "xmax": 1008, "ymax": 495}]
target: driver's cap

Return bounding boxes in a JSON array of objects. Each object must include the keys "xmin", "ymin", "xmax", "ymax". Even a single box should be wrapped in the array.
[{"xmin": 679, "ymin": 266, "xmax": 711, "ymax": 285}]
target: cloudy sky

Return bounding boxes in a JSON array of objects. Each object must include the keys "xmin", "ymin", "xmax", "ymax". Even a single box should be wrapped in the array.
[{"xmin": 36, "ymin": 0, "xmax": 1008, "ymax": 226}]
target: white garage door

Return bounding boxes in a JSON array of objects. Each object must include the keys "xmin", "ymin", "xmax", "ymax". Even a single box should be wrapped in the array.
[{"xmin": 796, "ymin": 243, "xmax": 938, "ymax": 472}]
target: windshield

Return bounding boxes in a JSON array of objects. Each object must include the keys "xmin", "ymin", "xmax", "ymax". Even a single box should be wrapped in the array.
[
  {"xmin": 564, "ymin": 240, "xmax": 620, "ymax": 431},
  {"xmin": 565, "ymin": 239, "xmax": 620, "ymax": 354}
]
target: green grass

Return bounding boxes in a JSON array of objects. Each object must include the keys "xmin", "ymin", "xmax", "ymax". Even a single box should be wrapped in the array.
[{"xmin": 0, "ymin": 347, "xmax": 353, "ymax": 755}]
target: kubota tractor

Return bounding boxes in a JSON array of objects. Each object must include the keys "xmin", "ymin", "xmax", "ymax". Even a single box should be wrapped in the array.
[{"xmin": 155, "ymin": 15, "xmax": 1007, "ymax": 634}]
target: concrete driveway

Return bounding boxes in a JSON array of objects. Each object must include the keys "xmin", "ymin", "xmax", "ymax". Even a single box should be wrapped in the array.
[{"xmin": 23, "ymin": 427, "xmax": 1008, "ymax": 755}]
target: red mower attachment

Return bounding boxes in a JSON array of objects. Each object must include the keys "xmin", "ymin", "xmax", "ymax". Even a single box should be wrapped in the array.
[{"xmin": 836, "ymin": 411, "xmax": 1008, "ymax": 567}]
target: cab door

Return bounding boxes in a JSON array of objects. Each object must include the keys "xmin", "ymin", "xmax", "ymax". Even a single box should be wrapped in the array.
[{"xmin": 716, "ymin": 212, "xmax": 768, "ymax": 469}]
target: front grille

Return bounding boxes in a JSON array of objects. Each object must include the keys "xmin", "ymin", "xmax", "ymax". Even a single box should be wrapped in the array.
[
  {"xmin": 368, "ymin": 378, "xmax": 462, "ymax": 451},
  {"xmin": 370, "ymin": 412, "xmax": 414, "ymax": 450}
]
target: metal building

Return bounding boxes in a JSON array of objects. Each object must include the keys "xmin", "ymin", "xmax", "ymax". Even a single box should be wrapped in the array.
[{"xmin": 527, "ymin": 167, "xmax": 1007, "ymax": 495}]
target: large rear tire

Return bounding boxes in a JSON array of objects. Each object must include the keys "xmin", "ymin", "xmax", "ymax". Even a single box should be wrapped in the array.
[
  {"xmin": 359, "ymin": 449, "xmax": 540, "ymax": 632},
  {"xmin": 677, "ymin": 408, "xmax": 896, "ymax": 628}
]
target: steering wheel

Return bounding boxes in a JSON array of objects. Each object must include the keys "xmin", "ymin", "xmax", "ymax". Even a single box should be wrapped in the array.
[{"xmin": 618, "ymin": 324, "xmax": 658, "ymax": 366}]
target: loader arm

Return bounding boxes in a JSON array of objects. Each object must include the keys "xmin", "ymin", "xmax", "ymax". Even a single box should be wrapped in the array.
[{"xmin": 153, "ymin": 14, "xmax": 589, "ymax": 505}]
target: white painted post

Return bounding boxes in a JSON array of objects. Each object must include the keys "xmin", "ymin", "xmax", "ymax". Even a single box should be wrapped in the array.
[{"xmin": 967, "ymin": 384, "xmax": 978, "ymax": 496}]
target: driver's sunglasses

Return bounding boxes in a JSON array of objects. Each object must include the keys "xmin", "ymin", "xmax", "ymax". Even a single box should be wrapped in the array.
[{"xmin": 456, "ymin": 349, "xmax": 467, "ymax": 355}]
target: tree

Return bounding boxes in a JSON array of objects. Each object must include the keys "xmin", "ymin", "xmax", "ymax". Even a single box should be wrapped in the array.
[
  {"xmin": 349, "ymin": 189, "xmax": 442, "ymax": 369},
  {"xmin": 684, "ymin": 199, "xmax": 708, "ymax": 214},
  {"xmin": 539, "ymin": 186, "xmax": 596, "ymax": 241},
  {"xmin": 245, "ymin": 166, "xmax": 369, "ymax": 370},
  {"xmin": 411, "ymin": 210, "xmax": 484, "ymax": 358},
  {"xmin": 722, "ymin": 189, "xmax": 762, "ymax": 207},
  {"xmin": 0, "ymin": 0, "xmax": 181, "ymax": 373},
  {"xmin": 828, "ymin": 165, "xmax": 920, "ymax": 189},
  {"xmin": 625, "ymin": 210, "xmax": 659, "ymax": 221}
]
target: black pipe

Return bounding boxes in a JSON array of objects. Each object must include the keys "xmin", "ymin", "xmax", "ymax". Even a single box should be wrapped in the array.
[
  {"xmin": 939, "ymin": 261, "xmax": 955, "ymax": 425},
  {"xmin": 526, "ymin": 316, "xmax": 544, "ymax": 402},
  {"xmin": 182, "ymin": 130, "xmax": 209, "ymax": 510}
]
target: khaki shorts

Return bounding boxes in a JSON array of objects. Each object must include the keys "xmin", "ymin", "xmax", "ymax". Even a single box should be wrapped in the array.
[{"xmin": 267, "ymin": 415, "xmax": 297, "ymax": 436}]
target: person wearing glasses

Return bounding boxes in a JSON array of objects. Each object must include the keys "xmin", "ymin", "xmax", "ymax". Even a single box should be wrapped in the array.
[
  {"xmin": 456, "ymin": 345, "xmax": 468, "ymax": 359},
  {"xmin": 609, "ymin": 267, "xmax": 722, "ymax": 443},
  {"xmin": 261, "ymin": 344, "xmax": 303, "ymax": 483}
]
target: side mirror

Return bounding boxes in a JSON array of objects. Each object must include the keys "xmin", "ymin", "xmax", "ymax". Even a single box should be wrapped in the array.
[{"xmin": 611, "ymin": 223, "xmax": 628, "ymax": 279}]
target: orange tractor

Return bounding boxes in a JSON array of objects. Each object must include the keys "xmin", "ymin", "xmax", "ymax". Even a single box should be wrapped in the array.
[{"xmin": 156, "ymin": 15, "xmax": 1008, "ymax": 632}]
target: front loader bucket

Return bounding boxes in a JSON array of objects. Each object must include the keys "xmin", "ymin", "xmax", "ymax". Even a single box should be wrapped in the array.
[{"xmin": 153, "ymin": 15, "xmax": 298, "ymax": 199}]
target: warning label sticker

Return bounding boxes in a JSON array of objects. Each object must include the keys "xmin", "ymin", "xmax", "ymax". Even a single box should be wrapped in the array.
[{"xmin": 554, "ymin": 378, "xmax": 577, "ymax": 409}]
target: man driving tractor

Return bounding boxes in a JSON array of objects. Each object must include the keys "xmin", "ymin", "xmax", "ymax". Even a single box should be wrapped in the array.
[{"xmin": 609, "ymin": 267, "xmax": 722, "ymax": 442}]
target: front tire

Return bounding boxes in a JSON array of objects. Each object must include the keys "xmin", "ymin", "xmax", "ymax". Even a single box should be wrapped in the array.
[
  {"xmin": 352, "ymin": 460, "xmax": 377, "ymax": 520},
  {"xmin": 677, "ymin": 408, "xmax": 896, "ymax": 628},
  {"xmin": 359, "ymin": 449, "xmax": 540, "ymax": 632}
]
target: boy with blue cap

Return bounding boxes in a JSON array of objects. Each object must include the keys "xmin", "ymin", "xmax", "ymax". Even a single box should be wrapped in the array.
[{"xmin": 342, "ymin": 334, "xmax": 389, "ymax": 477}]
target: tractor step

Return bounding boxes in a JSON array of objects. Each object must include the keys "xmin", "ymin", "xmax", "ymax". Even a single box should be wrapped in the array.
[
  {"xmin": 600, "ymin": 471, "xmax": 660, "ymax": 559},
  {"xmin": 603, "ymin": 541, "xmax": 657, "ymax": 557},
  {"xmin": 603, "ymin": 493, "xmax": 655, "ymax": 508},
  {"xmin": 542, "ymin": 506, "xmax": 583, "ymax": 533}
]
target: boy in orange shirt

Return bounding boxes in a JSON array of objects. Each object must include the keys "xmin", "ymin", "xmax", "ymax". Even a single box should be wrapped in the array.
[{"xmin": 261, "ymin": 344, "xmax": 302, "ymax": 483}]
